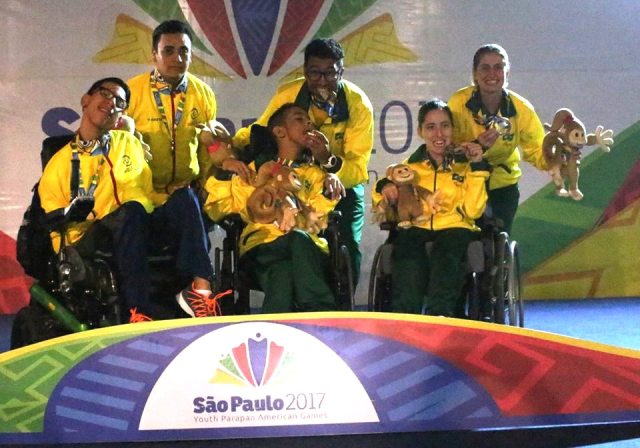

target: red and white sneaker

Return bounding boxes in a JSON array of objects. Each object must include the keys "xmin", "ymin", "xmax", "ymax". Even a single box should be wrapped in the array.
[{"xmin": 176, "ymin": 286, "xmax": 232, "ymax": 318}]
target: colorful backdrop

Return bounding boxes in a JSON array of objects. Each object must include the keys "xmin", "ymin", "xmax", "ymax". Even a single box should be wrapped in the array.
[{"xmin": 1, "ymin": 0, "xmax": 639, "ymax": 312}]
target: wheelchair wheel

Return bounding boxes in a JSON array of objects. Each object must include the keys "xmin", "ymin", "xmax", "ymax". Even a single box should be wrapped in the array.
[
  {"xmin": 465, "ymin": 272, "xmax": 482, "ymax": 320},
  {"xmin": 505, "ymin": 240, "xmax": 524, "ymax": 327},
  {"xmin": 10, "ymin": 303, "xmax": 67, "ymax": 349},
  {"xmin": 492, "ymin": 232, "xmax": 510, "ymax": 324},
  {"xmin": 335, "ymin": 245, "xmax": 355, "ymax": 311},
  {"xmin": 368, "ymin": 244, "xmax": 393, "ymax": 312}
]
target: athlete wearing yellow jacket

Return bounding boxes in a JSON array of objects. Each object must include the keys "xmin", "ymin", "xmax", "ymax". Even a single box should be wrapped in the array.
[
  {"xmin": 449, "ymin": 86, "xmax": 546, "ymax": 191},
  {"xmin": 38, "ymin": 77, "xmax": 158, "ymax": 322},
  {"xmin": 206, "ymin": 161, "xmax": 337, "ymax": 256},
  {"xmin": 229, "ymin": 39, "xmax": 374, "ymax": 289},
  {"xmin": 39, "ymin": 130, "xmax": 153, "ymax": 252},
  {"xmin": 448, "ymin": 44, "xmax": 547, "ymax": 233},
  {"xmin": 233, "ymin": 77, "xmax": 373, "ymax": 190},
  {"xmin": 127, "ymin": 70, "xmax": 216, "ymax": 205},
  {"xmin": 373, "ymin": 99, "xmax": 489, "ymax": 317},
  {"xmin": 206, "ymin": 104, "xmax": 342, "ymax": 313},
  {"xmin": 372, "ymin": 146, "xmax": 489, "ymax": 232},
  {"xmin": 124, "ymin": 20, "xmax": 220, "ymax": 318}
]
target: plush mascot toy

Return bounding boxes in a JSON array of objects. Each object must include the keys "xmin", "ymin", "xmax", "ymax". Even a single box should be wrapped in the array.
[
  {"xmin": 247, "ymin": 161, "xmax": 302, "ymax": 232},
  {"xmin": 543, "ymin": 108, "xmax": 614, "ymax": 200},
  {"xmin": 374, "ymin": 163, "xmax": 442, "ymax": 228}
]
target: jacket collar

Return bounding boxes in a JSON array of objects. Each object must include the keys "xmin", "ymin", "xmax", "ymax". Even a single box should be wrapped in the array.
[
  {"xmin": 407, "ymin": 144, "xmax": 455, "ymax": 171},
  {"xmin": 465, "ymin": 88, "xmax": 516, "ymax": 119}
]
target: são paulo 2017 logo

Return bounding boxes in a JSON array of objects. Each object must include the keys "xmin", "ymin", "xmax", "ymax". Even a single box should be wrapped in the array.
[
  {"xmin": 138, "ymin": 322, "xmax": 379, "ymax": 429},
  {"xmin": 192, "ymin": 332, "xmax": 316, "ymax": 419}
]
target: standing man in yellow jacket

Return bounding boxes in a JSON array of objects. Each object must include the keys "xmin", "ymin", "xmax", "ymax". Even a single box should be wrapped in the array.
[
  {"xmin": 127, "ymin": 20, "xmax": 226, "ymax": 317},
  {"xmin": 227, "ymin": 38, "xmax": 374, "ymax": 290}
]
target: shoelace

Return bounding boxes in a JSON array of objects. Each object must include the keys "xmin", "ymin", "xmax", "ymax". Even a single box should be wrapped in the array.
[
  {"xmin": 205, "ymin": 290, "xmax": 232, "ymax": 317},
  {"xmin": 129, "ymin": 307, "xmax": 152, "ymax": 323}
]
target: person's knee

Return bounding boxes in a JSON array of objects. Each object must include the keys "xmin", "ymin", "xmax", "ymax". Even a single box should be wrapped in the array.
[{"xmin": 115, "ymin": 201, "xmax": 149, "ymax": 228}]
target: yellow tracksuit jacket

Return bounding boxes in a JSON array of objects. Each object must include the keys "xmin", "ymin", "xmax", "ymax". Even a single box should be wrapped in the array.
[
  {"xmin": 38, "ymin": 130, "xmax": 154, "ymax": 251},
  {"xmin": 232, "ymin": 78, "xmax": 373, "ymax": 189},
  {"xmin": 205, "ymin": 162, "xmax": 338, "ymax": 255},
  {"xmin": 127, "ymin": 71, "xmax": 216, "ymax": 204},
  {"xmin": 448, "ymin": 86, "xmax": 547, "ymax": 191},
  {"xmin": 372, "ymin": 145, "xmax": 490, "ymax": 231}
]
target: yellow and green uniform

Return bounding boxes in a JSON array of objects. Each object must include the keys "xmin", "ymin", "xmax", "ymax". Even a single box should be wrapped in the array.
[
  {"xmin": 233, "ymin": 77, "xmax": 374, "ymax": 285},
  {"xmin": 39, "ymin": 130, "xmax": 155, "ymax": 316},
  {"xmin": 205, "ymin": 160, "xmax": 339, "ymax": 312},
  {"xmin": 372, "ymin": 145, "xmax": 490, "ymax": 316},
  {"xmin": 449, "ymin": 86, "xmax": 547, "ymax": 232},
  {"xmin": 127, "ymin": 71, "xmax": 216, "ymax": 206},
  {"xmin": 39, "ymin": 130, "xmax": 153, "ymax": 251}
]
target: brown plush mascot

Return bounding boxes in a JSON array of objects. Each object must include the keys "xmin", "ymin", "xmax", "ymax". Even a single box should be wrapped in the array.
[{"xmin": 543, "ymin": 108, "xmax": 614, "ymax": 200}]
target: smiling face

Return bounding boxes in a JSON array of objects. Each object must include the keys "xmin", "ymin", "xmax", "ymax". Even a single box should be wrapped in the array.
[
  {"xmin": 304, "ymin": 56, "xmax": 343, "ymax": 102},
  {"xmin": 153, "ymin": 32, "xmax": 192, "ymax": 85},
  {"xmin": 418, "ymin": 109, "xmax": 453, "ymax": 162},
  {"xmin": 81, "ymin": 81, "xmax": 127, "ymax": 133},
  {"xmin": 473, "ymin": 51, "xmax": 509, "ymax": 95}
]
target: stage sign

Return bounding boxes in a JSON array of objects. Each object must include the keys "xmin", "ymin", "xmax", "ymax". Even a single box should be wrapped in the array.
[{"xmin": 1, "ymin": 313, "xmax": 640, "ymax": 445}]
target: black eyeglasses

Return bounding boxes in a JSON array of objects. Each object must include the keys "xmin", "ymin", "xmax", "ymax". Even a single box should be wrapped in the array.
[
  {"xmin": 95, "ymin": 87, "xmax": 127, "ymax": 110},
  {"xmin": 305, "ymin": 67, "xmax": 343, "ymax": 82}
]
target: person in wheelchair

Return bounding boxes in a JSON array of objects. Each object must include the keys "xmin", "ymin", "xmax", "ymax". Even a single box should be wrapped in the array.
[
  {"xmin": 38, "ymin": 77, "xmax": 156, "ymax": 323},
  {"xmin": 371, "ymin": 98, "xmax": 490, "ymax": 317},
  {"xmin": 204, "ymin": 103, "xmax": 345, "ymax": 313}
]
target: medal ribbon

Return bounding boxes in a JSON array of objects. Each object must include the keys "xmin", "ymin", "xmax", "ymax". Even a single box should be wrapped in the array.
[{"xmin": 150, "ymin": 71, "xmax": 187, "ymax": 153}]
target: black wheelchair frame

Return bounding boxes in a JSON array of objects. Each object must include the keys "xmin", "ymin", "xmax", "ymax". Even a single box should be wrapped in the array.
[
  {"xmin": 214, "ymin": 212, "xmax": 355, "ymax": 314},
  {"xmin": 367, "ymin": 220, "xmax": 524, "ymax": 327}
]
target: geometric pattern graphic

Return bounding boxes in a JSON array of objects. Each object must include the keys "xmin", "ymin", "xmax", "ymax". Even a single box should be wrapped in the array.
[
  {"xmin": 186, "ymin": 0, "xmax": 247, "ymax": 78},
  {"xmin": 42, "ymin": 330, "xmax": 203, "ymax": 439},
  {"xmin": 514, "ymin": 121, "xmax": 640, "ymax": 282},
  {"xmin": 266, "ymin": 0, "xmax": 324, "ymax": 76},
  {"xmin": 231, "ymin": 0, "xmax": 280, "ymax": 76},
  {"xmin": 325, "ymin": 316, "xmax": 640, "ymax": 418},
  {"xmin": 2, "ymin": 313, "xmax": 640, "ymax": 445},
  {"xmin": 312, "ymin": 0, "xmax": 378, "ymax": 39},
  {"xmin": 524, "ymin": 197, "xmax": 640, "ymax": 299},
  {"xmin": 281, "ymin": 13, "xmax": 419, "ymax": 82},
  {"xmin": 0, "ymin": 334, "xmax": 132, "ymax": 433}
]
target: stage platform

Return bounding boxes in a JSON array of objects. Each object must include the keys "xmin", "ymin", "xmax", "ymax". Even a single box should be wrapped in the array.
[{"xmin": 1, "ymin": 310, "xmax": 640, "ymax": 447}]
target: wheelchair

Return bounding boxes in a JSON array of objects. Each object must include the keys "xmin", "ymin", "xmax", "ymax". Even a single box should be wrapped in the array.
[
  {"xmin": 10, "ymin": 135, "xmax": 187, "ymax": 349},
  {"xmin": 367, "ymin": 219, "xmax": 524, "ymax": 327},
  {"xmin": 213, "ymin": 212, "xmax": 355, "ymax": 314}
]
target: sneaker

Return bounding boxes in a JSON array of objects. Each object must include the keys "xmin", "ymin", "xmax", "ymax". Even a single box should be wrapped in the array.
[
  {"xmin": 177, "ymin": 287, "xmax": 232, "ymax": 318},
  {"xmin": 129, "ymin": 308, "xmax": 153, "ymax": 323}
]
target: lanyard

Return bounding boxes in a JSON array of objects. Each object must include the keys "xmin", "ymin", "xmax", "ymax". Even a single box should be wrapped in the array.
[
  {"xmin": 70, "ymin": 139, "xmax": 106, "ymax": 198},
  {"xmin": 69, "ymin": 134, "xmax": 121, "ymax": 205},
  {"xmin": 150, "ymin": 72, "xmax": 187, "ymax": 153}
]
